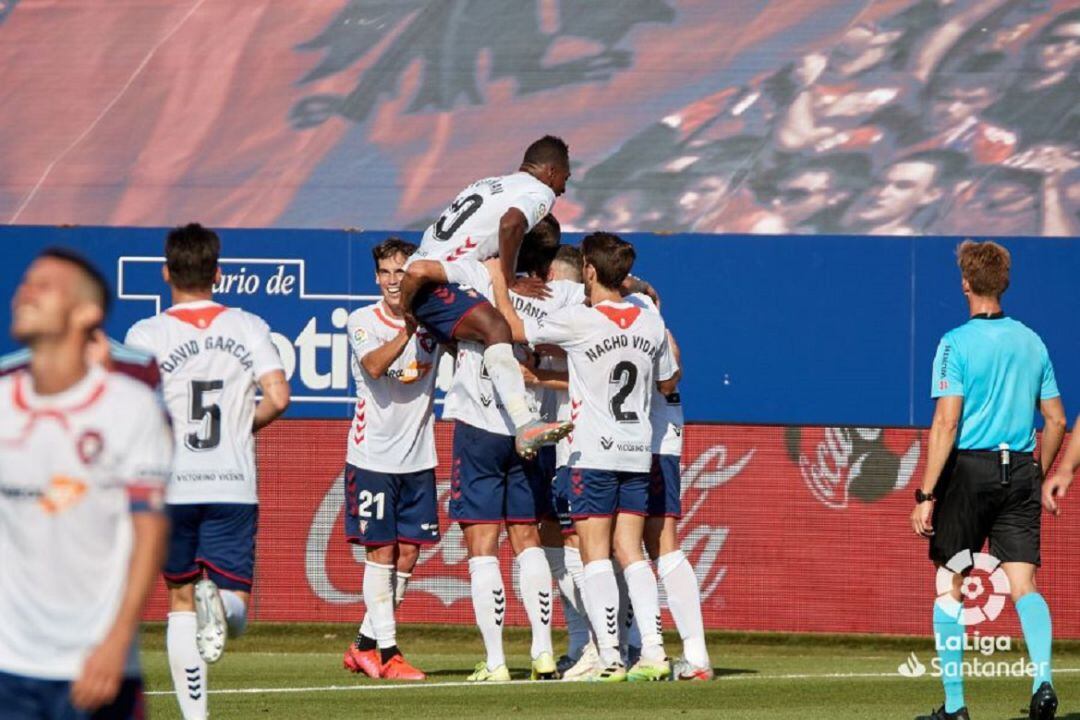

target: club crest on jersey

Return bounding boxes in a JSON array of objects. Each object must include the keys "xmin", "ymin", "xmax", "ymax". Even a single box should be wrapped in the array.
[
  {"xmin": 76, "ymin": 430, "xmax": 105, "ymax": 465},
  {"xmin": 38, "ymin": 475, "xmax": 87, "ymax": 514},
  {"xmin": 417, "ymin": 331, "xmax": 437, "ymax": 354}
]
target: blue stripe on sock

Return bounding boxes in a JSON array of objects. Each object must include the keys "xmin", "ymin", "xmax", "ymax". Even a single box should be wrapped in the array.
[
  {"xmin": 934, "ymin": 601, "xmax": 965, "ymax": 713},
  {"xmin": 1016, "ymin": 592, "xmax": 1053, "ymax": 693}
]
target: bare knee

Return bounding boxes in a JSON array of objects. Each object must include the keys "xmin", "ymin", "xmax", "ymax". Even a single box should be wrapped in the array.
[
  {"xmin": 366, "ymin": 544, "xmax": 396, "ymax": 566},
  {"xmin": 397, "ymin": 543, "xmax": 421, "ymax": 573},
  {"xmin": 168, "ymin": 583, "xmax": 195, "ymax": 612},
  {"xmin": 507, "ymin": 523, "xmax": 541, "ymax": 554},
  {"xmin": 463, "ymin": 523, "xmax": 500, "ymax": 558},
  {"xmin": 613, "ymin": 541, "xmax": 645, "ymax": 569},
  {"xmin": 458, "ymin": 304, "xmax": 511, "ymax": 345}
]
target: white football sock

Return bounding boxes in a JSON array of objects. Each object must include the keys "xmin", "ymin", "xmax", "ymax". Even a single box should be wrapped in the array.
[
  {"xmin": 359, "ymin": 614, "xmax": 374, "ymax": 642},
  {"xmin": 219, "ymin": 589, "xmax": 248, "ymax": 638},
  {"xmin": 394, "ymin": 570, "xmax": 412, "ymax": 607},
  {"xmin": 363, "ymin": 561, "xmax": 397, "ymax": 649},
  {"xmin": 658, "ymin": 550, "xmax": 710, "ymax": 668},
  {"xmin": 468, "ymin": 556, "xmax": 506, "ymax": 670},
  {"xmin": 583, "ymin": 559, "xmax": 621, "ymax": 666},
  {"xmin": 624, "ymin": 560, "xmax": 665, "ymax": 661},
  {"xmin": 482, "ymin": 343, "xmax": 534, "ymax": 428},
  {"xmin": 516, "ymin": 547, "xmax": 554, "ymax": 659},
  {"xmin": 545, "ymin": 545, "xmax": 590, "ymax": 658},
  {"xmin": 167, "ymin": 611, "xmax": 207, "ymax": 720}
]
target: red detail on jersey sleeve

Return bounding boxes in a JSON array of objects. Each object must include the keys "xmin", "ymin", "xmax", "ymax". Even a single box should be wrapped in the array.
[
  {"xmin": 165, "ymin": 304, "xmax": 228, "ymax": 329},
  {"xmin": 445, "ymin": 237, "xmax": 478, "ymax": 262},
  {"xmin": 594, "ymin": 305, "xmax": 642, "ymax": 329}
]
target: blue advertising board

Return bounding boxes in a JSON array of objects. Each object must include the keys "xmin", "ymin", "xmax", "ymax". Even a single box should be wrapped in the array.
[{"xmin": 0, "ymin": 226, "xmax": 1076, "ymax": 426}]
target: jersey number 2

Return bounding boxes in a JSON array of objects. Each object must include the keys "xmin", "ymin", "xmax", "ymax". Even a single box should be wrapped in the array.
[
  {"xmin": 609, "ymin": 361, "xmax": 639, "ymax": 423},
  {"xmin": 433, "ymin": 193, "xmax": 483, "ymax": 241},
  {"xmin": 186, "ymin": 379, "xmax": 223, "ymax": 451}
]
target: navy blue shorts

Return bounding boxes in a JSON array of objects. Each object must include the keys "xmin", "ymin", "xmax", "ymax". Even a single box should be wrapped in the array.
[
  {"xmin": 567, "ymin": 468, "xmax": 649, "ymax": 520},
  {"xmin": 551, "ymin": 466, "xmax": 574, "ymax": 533},
  {"xmin": 449, "ymin": 421, "xmax": 547, "ymax": 523},
  {"xmin": 0, "ymin": 671, "xmax": 144, "ymax": 720},
  {"xmin": 647, "ymin": 454, "xmax": 682, "ymax": 518},
  {"xmin": 411, "ymin": 282, "xmax": 489, "ymax": 344},
  {"xmin": 164, "ymin": 503, "xmax": 257, "ymax": 591},
  {"xmin": 343, "ymin": 464, "xmax": 440, "ymax": 547},
  {"xmin": 525, "ymin": 446, "xmax": 557, "ymax": 522}
]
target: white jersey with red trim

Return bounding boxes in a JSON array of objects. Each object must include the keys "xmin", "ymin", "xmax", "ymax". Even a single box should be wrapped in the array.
[
  {"xmin": 125, "ymin": 300, "xmax": 283, "ymax": 505},
  {"xmin": 528, "ymin": 297, "xmax": 672, "ymax": 473},
  {"xmin": 622, "ymin": 295, "xmax": 684, "ymax": 457},
  {"xmin": 0, "ymin": 365, "xmax": 171, "ymax": 680},
  {"xmin": 346, "ymin": 301, "xmax": 440, "ymax": 473},
  {"xmin": 441, "ymin": 265, "xmax": 583, "ymax": 436},
  {"xmin": 414, "ymin": 171, "xmax": 555, "ymax": 266}
]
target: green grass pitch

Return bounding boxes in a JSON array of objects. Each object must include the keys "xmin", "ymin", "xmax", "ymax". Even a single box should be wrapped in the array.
[{"xmin": 139, "ymin": 623, "xmax": 1080, "ymax": 719}]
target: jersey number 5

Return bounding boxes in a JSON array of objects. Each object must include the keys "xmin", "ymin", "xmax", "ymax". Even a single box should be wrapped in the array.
[
  {"xmin": 433, "ymin": 193, "xmax": 483, "ymax": 241},
  {"xmin": 186, "ymin": 379, "xmax": 223, "ymax": 451},
  {"xmin": 609, "ymin": 361, "xmax": 639, "ymax": 423}
]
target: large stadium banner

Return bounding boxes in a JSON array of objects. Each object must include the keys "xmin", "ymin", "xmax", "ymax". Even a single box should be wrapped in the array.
[
  {"xmin": 1, "ymin": 227, "xmax": 1078, "ymax": 426},
  {"xmin": 141, "ymin": 421, "xmax": 1080, "ymax": 639},
  {"xmin": 2, "ymin": 1, "xmax": 1080, "ymax": 235}
]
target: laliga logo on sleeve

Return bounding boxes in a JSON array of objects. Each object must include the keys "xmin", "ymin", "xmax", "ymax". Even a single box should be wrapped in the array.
[{"xmin": 935, "ymin": 550, "xmax": 1010, "ymax": 626}]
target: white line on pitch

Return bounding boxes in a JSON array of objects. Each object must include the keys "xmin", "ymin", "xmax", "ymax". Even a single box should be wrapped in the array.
[{"xmin": 142, "ymin": 667, "xmax": 1080, "ymax": 696}]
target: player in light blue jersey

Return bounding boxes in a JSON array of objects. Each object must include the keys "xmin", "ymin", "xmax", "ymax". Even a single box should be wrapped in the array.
[{"xmin": 912, "ymin": 240, "xmax": 1067, "ymax": 720}]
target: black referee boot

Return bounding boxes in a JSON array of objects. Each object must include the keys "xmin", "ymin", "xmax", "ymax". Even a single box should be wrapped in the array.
[
  {"xmin": 1029, "ymin": 681, "xmax": 1058, "ymax": 720},
  {"xmin": 915, "ymin": 705, "xmax": 970, "ymax": 720}
]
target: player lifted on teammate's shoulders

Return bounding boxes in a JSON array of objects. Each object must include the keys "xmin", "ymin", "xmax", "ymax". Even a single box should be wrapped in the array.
[
  {"xmin": 341, "ymin": 238, "xmax": 442, "ymax": 681},
  {"xmin": 498, "ymin": 232, "xmax": 678, "ymax": 682},
  {"xmin": 437, "ymin": 216, "xmax": 581, "ymax": 682},
  {"xmin": 126, "ymin": 224, "xmax": 290, "ymax": 720},
  {"xmin": 399, "ymin": 135, "xmax": 575, "ymax": 460}
]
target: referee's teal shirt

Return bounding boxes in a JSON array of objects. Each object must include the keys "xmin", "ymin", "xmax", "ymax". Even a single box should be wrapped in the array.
[{"xmin": 931, "ymin": 314, "xmax": 1059, "ymax": 452}]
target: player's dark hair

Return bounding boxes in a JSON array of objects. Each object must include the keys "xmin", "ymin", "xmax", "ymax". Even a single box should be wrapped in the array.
[
  {"xmin": 552, "ymin": 245, "xmax": 584, "ymax": 282},
  {"xmin": 523, "ymin": 135, "xmax": 570, "ymax": 169},
  {"xmin": 516, "ymin": 215, "xmax": 561, "ymax": 277},
  {"xmin": 37, "ymin": 247, "xmax": 111, "ymax": 317},
  {"xmin": 957, "ymin": 239, "xmax": 1010, "ymax": 298},
  {"xmin": 372, "ymin": 237, "xmax": 417, "ymax": 268},
  {"xmin": 165, "ymin": 223, "xmax": 221, "ymax": 291},
  {"xmin": 581, "ymin": 232, "xmax": 635, "ymax": 290}
]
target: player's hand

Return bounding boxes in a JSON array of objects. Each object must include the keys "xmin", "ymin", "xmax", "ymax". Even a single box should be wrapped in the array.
[
  {"xmin": 910, "ymin": 501, "xmax": 934, "ymax": 537},
  {"xmin": 70, "ymin": 636, "xmax": 127, "ymax": 710},
  {"xmin": 520, "ymin": 363, "xmax": 540, "ymax": 387},
  {"xmin": 403, "ymin": 313, "xmax": 418, "ymax": 337},
  {"xmin": 510, "ymin": 276, "xmax": 551, "ymax": 300},
  {"xmin": 1043, "ymin": 471, "xmax": 1072, "ymax": 516}
]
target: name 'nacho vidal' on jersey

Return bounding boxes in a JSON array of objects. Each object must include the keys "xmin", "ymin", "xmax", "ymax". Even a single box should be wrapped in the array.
[{"xmin": 526, "ymin": 297, "xmax": 673, "ymax": 473}]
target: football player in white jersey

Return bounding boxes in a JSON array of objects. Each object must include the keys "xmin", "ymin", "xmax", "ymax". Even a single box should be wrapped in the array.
[
  {"xmin": 0, "ymin": 249, "xmax": 172, "ymax": 719},
  {"xmin": 398, "ymin": 136, "xmax": 574, "ymax": 460},
  {"xmin": 436, "ymin": 218, "xmax": 581, "ymax": 683},
  {"xmin": 633, "ymin": 312, "xmax": 712, "ymax": 680},
  {"xmin": 505, "ymin": 232, "xmax": 678, "ymax": 682},
  {"xmin": 125, "ymin": 224, "xmax": 290, "ymax": 720},
  {"xmin": 341, "ymin": 238, "xmax": 441, "ymax": 681}
]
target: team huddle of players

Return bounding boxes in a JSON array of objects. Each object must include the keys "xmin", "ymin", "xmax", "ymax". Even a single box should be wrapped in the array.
[
  {"xmin": 338, "ymin": 135, "xmax": 711, "ymax": 686},
  {"xmin": 0, "ymin": 134, "xmax": 709, "ymax": 720}
]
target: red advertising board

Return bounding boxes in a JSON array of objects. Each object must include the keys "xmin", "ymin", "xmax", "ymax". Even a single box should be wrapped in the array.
[{"xmin": 145, "ymin": 421, "xmax": 1080, "ymax": 639}]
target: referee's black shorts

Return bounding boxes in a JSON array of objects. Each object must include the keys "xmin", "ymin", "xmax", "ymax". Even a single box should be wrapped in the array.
[{"xmin": 929, "ymin": 449, "xmax": 1043, "ymax": 566}]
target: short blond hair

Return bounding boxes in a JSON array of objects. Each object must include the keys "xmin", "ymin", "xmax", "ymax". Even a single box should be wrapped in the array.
[{"xmin": 957, "ymin": 239, "xmax": 1010, "ymax": 298}]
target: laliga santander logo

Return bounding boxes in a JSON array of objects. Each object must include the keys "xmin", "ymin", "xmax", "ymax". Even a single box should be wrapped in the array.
[{"xmin": 935, "ymin": 549, "xmax": 1010, "ymax": 627}]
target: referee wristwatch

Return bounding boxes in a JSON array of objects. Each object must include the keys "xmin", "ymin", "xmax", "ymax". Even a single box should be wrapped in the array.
[{"xmin": 914, "ymin": 489, "xmax": 935, "ymax": 504}]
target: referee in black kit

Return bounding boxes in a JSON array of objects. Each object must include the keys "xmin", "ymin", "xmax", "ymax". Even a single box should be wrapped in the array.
[{"xmin": 910, "ymin": 240, "xmax": 1068, "ymax": 720}]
